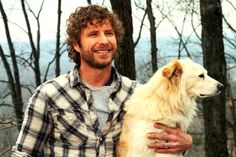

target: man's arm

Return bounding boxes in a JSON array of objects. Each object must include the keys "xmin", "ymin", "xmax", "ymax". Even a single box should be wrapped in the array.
[
  {"xmin": 12, "ymin": 89, "xmax": 52, "ymax": 157},
  {"xmin": 146, "ymin": 123, "xmax": 192, "ymax": 154}
]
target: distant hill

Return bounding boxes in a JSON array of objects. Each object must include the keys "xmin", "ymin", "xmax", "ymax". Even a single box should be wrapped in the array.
[{"xmin": 1, "ymin": 36, "xmax": 236, "ymax": 84}]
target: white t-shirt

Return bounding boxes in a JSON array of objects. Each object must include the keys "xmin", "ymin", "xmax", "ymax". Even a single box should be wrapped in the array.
[{"xmin": 82, "ymin": 81, "xmax": 111, "ymax": 129}]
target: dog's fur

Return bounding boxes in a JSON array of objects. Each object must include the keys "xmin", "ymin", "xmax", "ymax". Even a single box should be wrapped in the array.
[{"xmin": 116, "ymin": 59, "xmax": 223, "ymax": 157}]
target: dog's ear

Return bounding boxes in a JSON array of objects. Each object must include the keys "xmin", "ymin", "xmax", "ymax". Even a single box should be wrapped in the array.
[{"xmin": 163, "ymin": 60, "xmax": 183, "ymax": 79}]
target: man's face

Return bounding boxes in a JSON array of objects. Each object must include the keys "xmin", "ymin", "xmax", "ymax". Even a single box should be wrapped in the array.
[{"xmin": 74, "ymin": 20, "xmax": 117, "ymax": 69}]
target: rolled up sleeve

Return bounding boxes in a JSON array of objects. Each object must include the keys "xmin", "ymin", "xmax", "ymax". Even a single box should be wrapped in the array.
[{"xmin": 12, "ymin": 88, "xmax": 52, "ymax": 156}]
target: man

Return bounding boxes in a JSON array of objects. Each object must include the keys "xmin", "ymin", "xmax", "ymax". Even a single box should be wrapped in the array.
[{"xmin": 12, "ymin": 5, "xmax": 192, "ymax": 157}]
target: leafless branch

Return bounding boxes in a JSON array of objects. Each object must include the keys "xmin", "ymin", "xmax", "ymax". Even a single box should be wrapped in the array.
[
  {"xmin": 0, "ymin": 92, "xmax": 10, "ymax": 99},
  {"xmin": 0, "ymin": 80, "xmax": 9, "ymax": 84},
  {"xmin": 21, "ymin": 84, "xmax": 34, "ymax": 95},
  {"xmin": 223, "ymin": 15, "xmax": 236, "ymax": 34},
  {"xmin": 190, "ymin": 0, "xmax": 201, "ymax": 41},
  {"xmin": 25, "ymin": 0, "xmax": 44, "ymax": 19},
  {"xmin": 0, "ymin": 124, "xmax": 19, "ymax": 130},
  {"xmin": 225, "ymin": 0, "xmax": 236, "ymax": 11},
  {"xmin": 224, "ymin": 36, "xmax": 236, "ymax": 49},
  {"xmin": 8, "ymin": 20, "xmax": 28, "ymax": 34},
  {"xmin": 0, "ymin": 146, "xmax": 11, "ymax": 156},
  {"xmin": 134, "ymin": 11, "xmax": 147, "ymax": 47},
  {"xmin": 15, "ymin": 54, "xmax": 35, "ymax": 70},
  {"xmin": 0, "ymin": 102, "xmax": 13, "ymax": 108},
  {"xmin": 43, "ymin": 42, "xmax": 66, "ymax": 82},
  {"xmin": 156, "ymin": 5, "xmax": 192, "ymax": 59}
]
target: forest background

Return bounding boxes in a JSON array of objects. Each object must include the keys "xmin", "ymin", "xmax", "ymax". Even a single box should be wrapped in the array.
[{"xmin": 0, "ymin": 0, "xmax": 236, "ymax": 157}]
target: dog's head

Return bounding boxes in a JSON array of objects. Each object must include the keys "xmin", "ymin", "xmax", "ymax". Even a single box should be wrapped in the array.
[{"xmin": 162, "ymin": 59, "xmax": 223, "ymax": 98}]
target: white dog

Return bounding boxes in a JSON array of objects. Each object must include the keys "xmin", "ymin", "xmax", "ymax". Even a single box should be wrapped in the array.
[{"xmin": 116, "ymin": 59, "xmax": 223, "ymax": 157}]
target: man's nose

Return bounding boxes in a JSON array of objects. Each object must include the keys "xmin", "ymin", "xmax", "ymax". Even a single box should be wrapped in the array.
[{"xmin": 98, "ymin": 34, "xmax": 109, "ymax": 44}]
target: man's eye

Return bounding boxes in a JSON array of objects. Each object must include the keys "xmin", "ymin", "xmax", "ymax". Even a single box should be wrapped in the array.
[
  {"xmin": 199, "ymin": 74, "xmax": 204, "ymax": 78},
  {"xmin": 88, "ymin": 33, "xmax": 97, "ymax": 37},
  {"xmin": 106, "ymin": 32, "xmax": 114, "ymax": 36}
]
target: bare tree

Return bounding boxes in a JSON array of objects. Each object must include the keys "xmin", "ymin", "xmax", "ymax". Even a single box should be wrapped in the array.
[
  {"xmin": 133, "ymin": 1, "xmax": 147, "ymax": 48},
  {"xmin": 20, "ymin": 0, "xmax": 44, "ymax": 86},
  {"xmin": 227, "ymin": 74, "xmax": 236, "ymax": 149},
  {"xmin": 55, "ymin": 0, "xmax": 62, "ymax": 77},
  {"xmin": 146, "ymin": 0, "xmax": 158, "ymax": 73},
  {"xmin": 87, "ymin": 0, "xmax": 92, "ymax": 5},
  {"xmin": 0, "ymin": 2, "xmax": 24, "ymax": 130},
  {"xmin": 155, "ymin": 4, "xmax": 192, "ymax": 59},
  {"xmin": 110, "ymin": 0, "xmax": 136, "ymax": 79},
  {"xmin": 200, "ymin": 0, "xmax": 228, "ymax": 156},
  {"xmin": 223, "ymin": 0, "xmax": 236, "ymax": 149}
]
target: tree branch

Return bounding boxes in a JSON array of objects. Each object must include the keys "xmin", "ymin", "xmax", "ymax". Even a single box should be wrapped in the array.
[{"xmin": 0, "ymin": 102, "xmax": 13, "ymax": 108}]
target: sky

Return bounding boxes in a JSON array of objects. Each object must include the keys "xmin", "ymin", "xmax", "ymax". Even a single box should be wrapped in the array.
[
  {"xmin": 0, "ymin": 0, "xmax": 93, "ymax": 42},
  {"xmin": 0, "ymin": 0, "xmax": 236, "ymax": 43},
  {"xmin": 0, "ymin": 0, "xmax": 198, "ymax": 43}
]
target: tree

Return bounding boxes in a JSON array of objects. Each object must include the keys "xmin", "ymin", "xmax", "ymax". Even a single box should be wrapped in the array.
[
  {"xmin": 0, "ymin": 2, "xmax": 24, "ymax": 130},
  {"xmin": 55, "ymin": 0, "xmax": 62, "ymax": 77},
  {"xmin": 146, "ymin": 0, "xmax": 158, "ymax": 73},
  {"xmin": 200, "ymin": 0, "xmax": 228, "ymax": 156},
  {"xmin": 87, "ymin": 0, "xmax": 92, "ymax": 5},
  {"xmin": 20, "ymin": 0, "xmax": 43, "ymax": 86},
  {"xmin": 223, "ymin": 0, "xmax": 236, "ymax": 149},
  {"xmin": 110, "ymin": 0, "xmax": 136, "ymax": 79}
]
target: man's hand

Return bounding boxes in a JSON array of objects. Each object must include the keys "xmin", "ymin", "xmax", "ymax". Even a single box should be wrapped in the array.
[{"xmin": 146, "ymin": 123, "xmax": 192, "ymax": 154}]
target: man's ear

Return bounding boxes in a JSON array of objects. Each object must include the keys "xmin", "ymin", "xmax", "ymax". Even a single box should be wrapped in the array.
[
  {"xmin": 73, "ymin": 41, "xmax": 81, "ymax": 53},
  {"xmin": 162, "ymin": 60, "xmax": 183, "ymax": 79}
]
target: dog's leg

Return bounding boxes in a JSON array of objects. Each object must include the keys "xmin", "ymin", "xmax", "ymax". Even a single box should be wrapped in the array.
[
  {"xmin": 116, "ymin": 115, "xmax": 134, "ymax": 157},
  {"xmin": 116, "ymin": 140, "xmax": 128, "ymax": 157}
]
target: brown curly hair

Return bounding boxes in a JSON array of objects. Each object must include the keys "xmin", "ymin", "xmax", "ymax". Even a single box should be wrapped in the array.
[{"xmin": 66, "ymin": 5, "xmax": 124, "ymax": 64}]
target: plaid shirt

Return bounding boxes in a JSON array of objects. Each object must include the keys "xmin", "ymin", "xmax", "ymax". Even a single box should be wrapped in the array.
[{"xmin": 12, "ymin": 67, "xmax": 137, "ymax": 157}]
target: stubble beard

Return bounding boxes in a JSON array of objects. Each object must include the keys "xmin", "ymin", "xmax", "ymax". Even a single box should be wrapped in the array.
[{"xmin": 80, "ymin": 49, "xmax": 118, "ymax": 69}]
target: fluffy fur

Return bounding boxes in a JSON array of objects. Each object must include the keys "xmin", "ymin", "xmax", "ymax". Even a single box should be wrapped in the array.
[{"xmin": 116, "ymin": 59, "xmax": 223, "ymax": 157}]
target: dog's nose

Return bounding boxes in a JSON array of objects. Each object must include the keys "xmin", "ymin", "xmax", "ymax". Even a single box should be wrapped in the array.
[{"xmin": 217, "ymin": 83, "xmax": 224, "ymax": 91}]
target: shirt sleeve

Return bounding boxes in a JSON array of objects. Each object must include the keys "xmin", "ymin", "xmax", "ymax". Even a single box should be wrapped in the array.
[{"xmin": 12, "ymin": 87, "xmax": 53, "ymax": 156}]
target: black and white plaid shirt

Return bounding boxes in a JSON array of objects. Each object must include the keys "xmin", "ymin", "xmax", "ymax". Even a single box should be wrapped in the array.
[{"xmin": 12, "ymin": 67, "xmax": 137, "ymax": 157}]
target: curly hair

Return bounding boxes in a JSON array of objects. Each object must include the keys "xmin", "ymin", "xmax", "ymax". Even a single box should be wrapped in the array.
[{"xmin": 66, "ymin": 5, "xmax": 124, "ymax": 64}]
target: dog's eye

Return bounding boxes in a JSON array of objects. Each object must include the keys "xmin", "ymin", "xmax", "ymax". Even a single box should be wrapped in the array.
[{"xmin": 199, "ymin": 74, "xmax": 205, "ymax": 79}]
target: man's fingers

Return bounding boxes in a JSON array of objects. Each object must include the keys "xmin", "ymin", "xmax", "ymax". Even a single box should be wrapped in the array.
[
  {"xmin": 154, "ymin": 148, "xmax": 181, "ymax": 154},
  {"xmin": 148, "ymin": 141, "xmax": 183, "ymax": 154},
  {"xmin": 154, "ymin": 123, "xmax": 181, "ymax": 134},
  {"xmin": 146, "ymin": 123, "xmax": 192, "ymax": 154},
  {"xmin": 147, "ymin": 132, "xmax": 178, "ymax": 142}
]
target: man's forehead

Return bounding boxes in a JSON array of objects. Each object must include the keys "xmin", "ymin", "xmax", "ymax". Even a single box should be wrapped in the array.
[{"xmin": 86, "ymin": 19, "xmax": 112, "ymax": 29}]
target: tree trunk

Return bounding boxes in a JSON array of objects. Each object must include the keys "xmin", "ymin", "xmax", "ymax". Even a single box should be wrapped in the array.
[
  {"xmin": 87, "ymin": 0, "xmax": 91, "ymax": 5},
  {"xmin": 55, "ymin": 0, "xmax": 62, "ymax": 77},
  {"xmin": 146, "ymin": 0, "xmax": 158, "ymax": 73},
  {"xmin": 0, "ymin": 2, "xmax": 24, "ymax": 130},
  {"xmin": 20, "ymin": 0, "xmax": 41, "ymax": 86},
  {"xmin": 200, "ymin": 0, "xmax": 228, "ymax": 156},
  {"xmin": 110, "ymin": 0, "xmax": 136, "ymax": 79}
]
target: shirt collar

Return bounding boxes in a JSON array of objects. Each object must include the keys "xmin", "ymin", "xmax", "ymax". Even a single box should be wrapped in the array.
[{"xmin": 69, "ymin": 65, "xmax": 122, "ymax": 89}]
